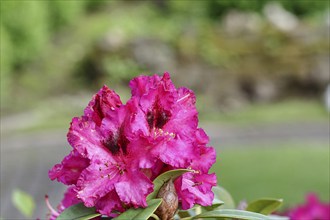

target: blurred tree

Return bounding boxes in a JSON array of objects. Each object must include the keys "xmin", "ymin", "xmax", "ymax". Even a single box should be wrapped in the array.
[
  {"xmin": 0, "ymin": 23, "xmax": 13, "ymax": 107},
  {"xmin": 47, "ymin": 0, "xmax": 87, "ymax": 31},
  {"xmin": 0, "ymin": 1, "xmax": 49, "ymax": 69}
]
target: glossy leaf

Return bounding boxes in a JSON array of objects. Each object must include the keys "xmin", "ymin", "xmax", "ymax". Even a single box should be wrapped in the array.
[
  {"xmin": 12, "ymin": 189, "xmax": 35, "ymax": 218},
  {"xmin": 77, "ymin": 213, "xmax": 103, "ymax": 220},
  {"xmin": 177, "ymin": 205, "xmax": 201, "ymax": 218},
  {"xmin": 204, "ymin": 196, "xmax": 225, "ymax": 211},
  {"xmin": 268, "ymin": 215, "xmax": 290, "ymax": 220},
  {"xmin": 212, "ymin": 185, "xmax": 235, "ymax": 209},
  {"xmin": 57, "ymin": 203, "xmax": 101, "ymax": 220},
  {"xmin": 246, "ymin": 198, "xmax": 283, "ymax": 215},
  {"xmin": 192, "ymin": 209, "xmax": 272, "ymax": 220},
  {"xmin": 114, "ymin": 198, "xmax": 162, "ymax": 220},
  {"xmin": 147, "ymin": 169, "xmax": 192, "ymax": 200}
]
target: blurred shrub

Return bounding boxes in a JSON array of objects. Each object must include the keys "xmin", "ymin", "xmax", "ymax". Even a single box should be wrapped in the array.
[
  {"xmin": 1, "ymin": 0, "xmax": 329, "ymax": 113},
  {"xmin": 0, "ymin": 1, "xmax": 49, "ymax": 68},
  {"xmin": 102, "ymin": 56, "xmax": 144, "ymax": 84},
  {"xmin": 47, "ymin": 0, "xmax": 87, "ymax": 31},
  {"xmin": 192, "ymin": 0, "xmax": 328, "ymax": 18},
  {"xmin": 85, "ymin": 0, "xmax": 112, "ymax": 12},
  {"xmin": 0, "ymin": 23, "xmax": 13, "ymax": 106}
]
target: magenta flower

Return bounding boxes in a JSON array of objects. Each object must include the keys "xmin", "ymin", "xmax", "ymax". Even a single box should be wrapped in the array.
[
  {"xmin": 289, "ymin": 193, "xmax": 330, "ymax": 220},
  {"xmin": 66, "ymin": 89, "xmax": 153, "ymax": 214},
  {"xmin": 49, "ymin": 150, "xmax": 89, "ymax": 185},
  {"xmin": 49, "ymin": 73, "xmax": 217, "ymax": 216},
  {"xmin": 129, "ymin": 73, "xmax": 199, "ymax": 168},
  {"xmin": 175, "ymin": 128, "xmax": 217, "ymax": 209}
]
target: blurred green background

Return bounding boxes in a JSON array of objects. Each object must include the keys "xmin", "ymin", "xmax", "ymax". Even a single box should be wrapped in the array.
[{"xmin": 1, "ymin": 0, "xmax": 329, "ymax": 218}]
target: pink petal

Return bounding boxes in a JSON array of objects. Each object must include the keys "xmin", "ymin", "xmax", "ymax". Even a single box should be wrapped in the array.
[
  {"xmin": 67, "ymin": 117, "xmax": 111, "ymax": 160},
  {"xmin": 176, "ymin": 172, "xmax": 217, "ymax": 209},
  {"xmin": 289, "ymin": 193, "xmax": 330, "ymax": 220},
  {"xmin": 84, "ymin": 85, "xmax": 121, "ymax": 126},
  {"xmin": 95, "ymin": 189, "xmax": 124, "ymax": 216},
  {"xmin": 191, "ymin": 145, "xmax": 216, "ymax": 173},
  {"xmin": 155, "ymin": 136, "xmax": 197, "ymax": 168},
  {"xmin": 163, "ymin": 87, "xmax": 198, "ymax": 137},
  {"xmin": 58, "ymin": 186, "xmax": 81, "ymax": 212},
  {"xmin": 49, "ymin": 150, "xmax": 89, "ymax": 185},
  {"xmin": 76, "ymin": 160, "xmax": 122, "ymax": 206},
  {"xmin": 195, "ymin": 128, "xmax": 210, "ymax": 145},
  {"xmin": 129, "ymin": 74, "xmax": 162, "ymax": 97},
  {"xmin": 115, "ymin": 170, "xmax": 154, "ymax": 208}
]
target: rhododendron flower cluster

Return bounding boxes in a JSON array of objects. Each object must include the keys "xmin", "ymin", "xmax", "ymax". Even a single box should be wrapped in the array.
[
  {"xmin": 288, "ymin": 193, "xmax": 330, "ymax": 220},
  {"xmin": 49, "ymin": 73, "xmax": 217, "ymax": 216}
]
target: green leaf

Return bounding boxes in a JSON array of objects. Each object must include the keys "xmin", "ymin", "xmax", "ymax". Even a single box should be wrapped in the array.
[
  {"xmin": 12, "ymin": 189, "xmax": 35, "ymax": 218},
  {"xmin": 57, "ymin": 203, "xmax": 101, "ymax": 220},
  {"xmin": 204, "ymin": 197, "xmax": 225, "ymax": 211},
  {"xmin": 246, "ymin": 198, "xmax": 283, "ymax": 215},
  {"xmin": 212, "ymin": 185, "xmax": 235, "ymax": 209},
  {"xmin": 76, "ymin": 213, "xmax": 103, "ymax": 220},
  {"xmin": 147, "ymin": 169, "xmax": 192, "ymax": 200},
  {"xmin": 177, "ymin": 205, "xmax": 201, "ymax": 218},
  {"xmin": 114, "ymin": 198, "xmax": 162, "ymax": 220},
  {"xmin": 192, "ymin": 209, "xmax": 272, "ymax": 220},
  {"xmin": 268, "ymin": 215, "xmax": 290, "ymax": 220}
]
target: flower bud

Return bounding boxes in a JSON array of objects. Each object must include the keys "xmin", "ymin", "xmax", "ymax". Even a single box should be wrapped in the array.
[{"xmin": 155, "ymin": 178, "xmax": 178, "ymax": 220}]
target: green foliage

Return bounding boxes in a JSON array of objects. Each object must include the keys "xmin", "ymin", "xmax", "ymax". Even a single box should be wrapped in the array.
[
  {"xmin": 0, "ymin": 23, "xmax": 13, "ymax": 106},
  {"xmin": 200, "ymin": 0, "xmax": 328, "ymax": 18},
  {"xmin": 11, "ymin": 189, "xmax": 35, "ymax": 218},
  {"xmin": 212, "ymin": 186, "xmax": 235, "ymax": 209},
  {"xmin": 0, "ymin": 0, "xmax": 49, "ymax": 66},
  {"xmin": 279, "ymin": 0, "xmax": 329, "ymax": 17},
  {"xmin": 47, "ymin": 0, "xmax": 87, "ymax": 31},
  {"xmin": 114, "ymin": 198, "xmax": 162, "ymax": 220},
  {"xmin": 207, "ymin": 0, "xmax": 265, "ymax": 18},
  {"xmin": 192, "ymin": 209, "xmax": 274, "ymax": 220},
  {"xmin": 246, "ymin": 198, "xmax": 283, "ymax": 215},
  {"xmin": 147, "ymin": 169, "xmax": 192, "ymax": 200},
  {"xmin": 102, "ymin": 56, "xmax": 144, "ymax": 84},
  {"xmin": 85, "ymin": 0, "xmax": 113, "ymax": 12},
  {"xmin": 57, "ymin": 203, "xmax": 100, "ymax": 220},
  {"xmin": 1, "ymin": 0, "xmax": 328, "ymax": 113}
]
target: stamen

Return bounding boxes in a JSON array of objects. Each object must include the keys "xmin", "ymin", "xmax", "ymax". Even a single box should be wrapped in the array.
[
  {"xmin": 45, "ymin": 195, "xmax": 60, "ymax": 217},
  {"xmin": 177, "ymin": 93, "xmax": 190, "ymax": 103}
]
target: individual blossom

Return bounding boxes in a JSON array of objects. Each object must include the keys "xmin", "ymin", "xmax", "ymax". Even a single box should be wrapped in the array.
[
  {"xmin": 49, "ymin": 85, "xmax": 122, "ymax": 186},
  {"xmin": 66, "ymin": 94, "xmax": 154, "ymax": 215},
  {"xmin": 129, "ymin": 73, "xmax": 200, "ymax": 168},
  {"xmin": 288, "ymin": 193, "xmax": 330, "ymax": 220},
  {"xmin": 174, "ymin": 128, "xmax": 217, "ymax": 209},
  {"xmin": 129, "ymin": 74, "xmax": 217, "ymax": 209}
]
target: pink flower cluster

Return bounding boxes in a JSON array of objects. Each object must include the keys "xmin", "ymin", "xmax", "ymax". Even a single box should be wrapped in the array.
[
  {"xmin": 288, "ymin": 193, "xmax": 330, "ymax": 220},
  {"xmin": 49, "ymin": 73, "xmax": 217, "ymax": 216}
]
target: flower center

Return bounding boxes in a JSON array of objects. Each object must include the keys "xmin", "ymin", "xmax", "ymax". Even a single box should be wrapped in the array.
[
  {"xmin": 147, "ymin": 106, "xmax": 171, "ymax": 129},
  {"xmin": 102, "ymin": 128, "xmax": 129, "ymax": 156}
]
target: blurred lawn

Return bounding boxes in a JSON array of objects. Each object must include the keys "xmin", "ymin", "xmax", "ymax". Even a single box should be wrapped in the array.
[
  {"xmin": 199, "ymin": 98, "xmax": 327, "ymax": 125},
  {"xmin": 212, "ymin": 142, "xmax": 329, "ymax": 208}
]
